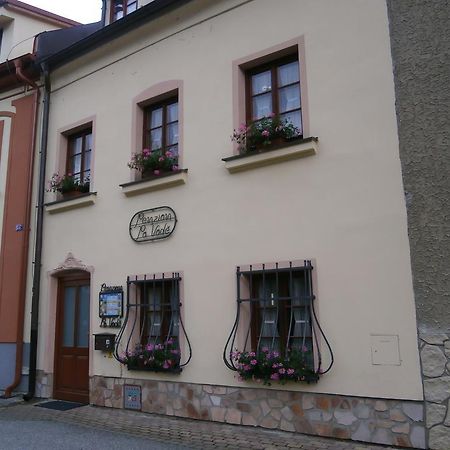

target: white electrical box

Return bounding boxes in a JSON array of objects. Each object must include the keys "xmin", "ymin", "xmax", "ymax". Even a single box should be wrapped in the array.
[{"xmin": 370, "ymin": 334, "xmax": 401, "ymax": 365}]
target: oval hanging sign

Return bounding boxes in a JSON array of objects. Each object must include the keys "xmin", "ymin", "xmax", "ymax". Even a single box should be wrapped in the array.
[{"xmin": 129, "ymin": 206, "xmax": 177, "ymax": 243}]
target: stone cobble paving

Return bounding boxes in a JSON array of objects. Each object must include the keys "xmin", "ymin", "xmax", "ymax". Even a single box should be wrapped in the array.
[{"xmin": 0, "ymin": 401, "xmax": 407, "ymax": 450}]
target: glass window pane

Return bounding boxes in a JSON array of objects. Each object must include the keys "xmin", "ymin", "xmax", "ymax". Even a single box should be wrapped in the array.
[
  {"xmin": 63, "ymin": 287, "xmax": 76, "ymax": 347},
  {"xmin": 166, "ymin": 123, "xmax": 178, "ymax": 146},
  {"xmin": 167, "ymin": 144, "xmax": 178, "ymax": 159},
  {"xmin": 280, "ymin": 110, "xmax": 302, "ymax": 134},
  {"xmin": 150, "ymin": 108, "xmax": 163, "ymax": 129},
  {"xmin": 77, "ymin": 286, "xmax": 90, "ymax": 348},
  {"xmin": 167, "ymin": 102, "xmax": 178, "ymax": 123},
  {"xmin": 82, "ymin": 170, "xmax": 90, "ymax": 184},
  {"xmin": 84, "ymin": 150, "xmax": 91, "ymax": 173},
  {"xmin": 127, "ymin": 0, "xmax": 137, "ymax": 13},
  {"xmin": 278, "ymin": 84, "xmax": 301, "ymax": 113},
  {"xmin": 71, "ymin": 136, "xmax": 83, "ymax": 156},
  {"xmin": 252, "ymin": 70, "xmax": 272, "ymax": 95},
  {"xmin": 151, "ymin": 128, "xmax": 162, "ymax": 150},
  {"xmin": 85, "ymin": 133, "xmax": 92, "ymax": 152},
  {"xmin": 252, "ymin": 93, "xmax": 272, "ymax": 120},
  {"xmin": 113, "ymin": 0, "xmax": 124, "ymax": 19},
  {"xmin": 70, "ymin": 154, "xmax": 82, "ymax": 175},
  {"xmin": 278, "ymin": 61, "xmax": 299, "ymax": 87}
]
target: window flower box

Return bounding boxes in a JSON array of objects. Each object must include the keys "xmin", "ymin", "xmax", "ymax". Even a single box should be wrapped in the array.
[
  {"xmin": 233, "ymin": 348, "xmax": 319, "ymax": 386},
  {"xmin": 47, "ymin": 173, "xmax": 90, "ymax": 199},
  {"xmin": 128, "ymin": 148, "xmax": 178, "ymax": 179},
  {"xmin": 231, "ymin": 113, "xmax": 300, "ymax": 154},
  {"xmin": 120, "ymin": 340, "xmax": 182, "ymax": 374}
]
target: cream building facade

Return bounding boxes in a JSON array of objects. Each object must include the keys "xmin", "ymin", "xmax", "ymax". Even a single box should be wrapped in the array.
[{"xmin": 20, "ymin": 0, "xmax": 433, "ymax": 447}]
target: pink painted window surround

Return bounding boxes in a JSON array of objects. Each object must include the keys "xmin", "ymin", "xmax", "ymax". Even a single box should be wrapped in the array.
[
  {"xmin": 56, "ymin": 118, "xmax": 96, "ymax": 192},
  {"xmin": 131, "ymin": 80, "xmax": 184, "ymax": 181},
  {"xmin": 232, "ymin": 37, "xmax": 310, "ymax": 154}
]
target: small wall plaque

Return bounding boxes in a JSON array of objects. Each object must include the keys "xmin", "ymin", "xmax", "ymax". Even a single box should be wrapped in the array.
[
  {"xmin": 124, "ymin": 385, "xmax": 141, "ymax": 410},
  {"xmin": 129, "ymin": 206, "xmax": 177, "ymax": 243},
  {"xmin": 99, "ymin": 284, "xmax": 123, "ymax": 328}
]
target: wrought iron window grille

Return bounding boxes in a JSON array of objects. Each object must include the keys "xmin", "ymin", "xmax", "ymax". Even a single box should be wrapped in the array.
[
  {"xmin": 223, "ymin": 260, "xmax": 333, "ymax": 383},
  {"xmin": 114, "ymin": 273, "xmax": 192, "ymax": 373}
]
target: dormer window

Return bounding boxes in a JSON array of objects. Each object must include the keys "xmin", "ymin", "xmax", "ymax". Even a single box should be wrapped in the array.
[{"xmin": 111, "ymin": 0, "xmax": 137, "ymax": 22}]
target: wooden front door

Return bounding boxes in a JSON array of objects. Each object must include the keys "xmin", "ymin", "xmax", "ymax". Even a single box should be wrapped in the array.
[{"xmin": 54, "ymin": 274, "xmax": 90, "ymax": 403}]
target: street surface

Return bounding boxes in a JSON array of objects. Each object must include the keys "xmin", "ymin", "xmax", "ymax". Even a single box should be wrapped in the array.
[{"xmin": 0, "ymin": 398, "xmax": 403, "ymax": 450}]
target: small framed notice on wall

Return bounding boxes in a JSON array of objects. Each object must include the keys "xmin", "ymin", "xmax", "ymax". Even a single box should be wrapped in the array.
[{"xmin": 99, "ymin": 284, "xmax": 123, "ymax": 328}]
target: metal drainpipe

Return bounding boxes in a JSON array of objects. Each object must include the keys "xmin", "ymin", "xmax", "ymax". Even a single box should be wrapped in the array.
[{"xmin": 23, "ymin": 64, "xmax": 50, "ymax": 402}]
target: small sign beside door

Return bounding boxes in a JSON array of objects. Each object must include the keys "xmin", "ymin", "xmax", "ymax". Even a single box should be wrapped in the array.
[{"xmin": 99, "ymin": 284, "xmax": 123, "ymax": 328}]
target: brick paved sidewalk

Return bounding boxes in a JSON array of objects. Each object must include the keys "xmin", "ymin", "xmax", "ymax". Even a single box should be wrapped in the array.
[{"xmin": 0, "ymin": 400, "xmax": 407, "ymax": 450}]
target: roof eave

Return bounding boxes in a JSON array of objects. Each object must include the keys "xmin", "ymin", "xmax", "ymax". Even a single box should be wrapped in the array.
[{"xmin": 42, "ymin": 0, "xmax": 193, "ymax": 70}]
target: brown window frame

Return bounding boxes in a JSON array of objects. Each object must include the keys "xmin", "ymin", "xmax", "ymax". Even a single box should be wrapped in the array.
[
  {"xmin": 110, "ymin": 0, "xmax": 138, "ymax": 22},
  {"xmin": 245, "ymin": 53, "xmax": 302, "ymax": 134},
  {"xmin": 248, "ymin": 269, "xmax": 313, "ymax": 362},
  {"xmin": 143, "ymin": 96, "xmax": 179, "ymax": 157},
  {"xmin": 139, "ymin": 277, "xmax": 180, "ymax": 346},
  {"xmin": 66, "ymin": 128, "xmax": 92, "ymax": 185}
]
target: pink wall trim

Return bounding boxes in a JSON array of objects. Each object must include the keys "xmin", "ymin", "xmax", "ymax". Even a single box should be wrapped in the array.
[
  {"xmin": 232, "ymin": 36, "xmax": 310, "ymax": 154},
  {"xmin": 130, "ymin": 80, "xmax": 184, "ymax": 181},
  {"xmin": 54, "ymin": 116, "xmax": 96, "ymax": 191}
]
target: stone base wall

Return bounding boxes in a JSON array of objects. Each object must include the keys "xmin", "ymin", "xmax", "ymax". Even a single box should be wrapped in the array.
[
  {"xmin": 419, "ymin": 332, "xmax": 450, "ymax": 450},
  {"xmin": 35, "ymin": 370, "xmax": 53, "ymax": 399},
  {"xmin": 91, "ymin": 376, "xmax": 425, "ymax": 448}
]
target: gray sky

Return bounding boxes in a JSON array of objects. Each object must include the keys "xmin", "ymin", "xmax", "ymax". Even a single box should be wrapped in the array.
[{"xmin": 25, "ymin": 0, "xmax": 103, "ymax": 24}]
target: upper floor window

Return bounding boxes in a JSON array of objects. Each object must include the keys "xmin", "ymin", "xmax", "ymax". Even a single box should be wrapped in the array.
[
  {"xmin": 111, "ymin": 0, "xmax": 138, "ymax": 22},
  {"xmin": 144, "ymin": 97, "xmax": 179, "ymax": 159},
  {"xmin": 246, "ymin": 55, "xmax": 302, "ymax": 135},
  {"xmin": 67, "ymin": 128, "xmax": 92, "ymax": 187}
]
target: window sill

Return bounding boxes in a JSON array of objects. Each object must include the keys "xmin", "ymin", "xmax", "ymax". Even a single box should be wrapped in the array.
[
  {"xmin": 222, "ymin": 137, "xmax": 318, "ymax": 173},
  {"xmin": 45, "ymin": 192, "xmax": 97, "ymax": 214},
  {"xmin": 120, "ymin": 169, "xmax": 188, "ymax": 197}
]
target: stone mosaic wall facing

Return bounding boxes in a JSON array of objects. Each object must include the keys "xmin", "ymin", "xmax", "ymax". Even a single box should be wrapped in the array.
[
  {"xmin": 91, "ymin": 376, "xmax": 425, "ymax": 448},
  {"xmin": 420, "ymin": 333, "xmax": 450, "ymax": 450},
  {"xmin": 35, "ymin": 370, "xmax": 53, "ymax": 399}
]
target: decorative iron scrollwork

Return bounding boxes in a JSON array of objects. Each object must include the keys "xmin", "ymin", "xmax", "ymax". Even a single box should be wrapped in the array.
[
  {"xmin": 114, "ymin": 273, "xmax": 191, "ymax": 373},
  {"xmin": 223, "ymin": 260, "xmax": 333, "ymax": 384}
]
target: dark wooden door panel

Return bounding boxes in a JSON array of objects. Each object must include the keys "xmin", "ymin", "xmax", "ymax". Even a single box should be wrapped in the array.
[{"xmin": 54, "ymin": 274, "xmax": 90, "ymax": 404}]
